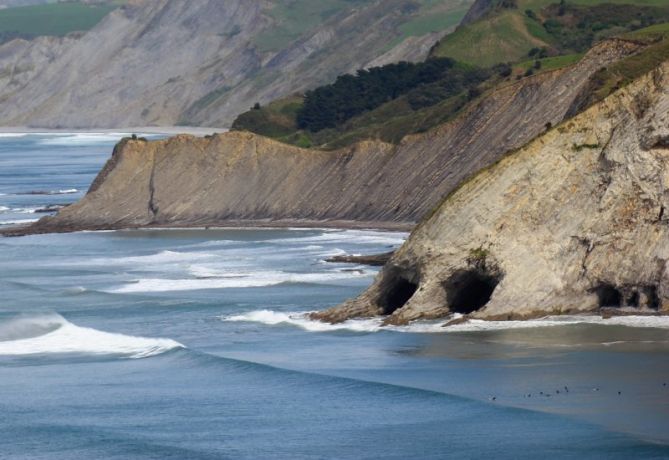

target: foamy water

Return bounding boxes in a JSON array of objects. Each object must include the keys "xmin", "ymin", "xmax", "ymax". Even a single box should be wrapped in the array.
[
  {"xmin": 36, "ymin": 133, "xmax": 148, "ymax": 146},
  {"xmin": 109, "ymin": 269, "xmax": 372, "ymax": 293},
  {"xmin": 0, "ymin": 218, "xmax": 39, "ymax": 226},
  {"xmin": 222, "ymin": 310, "xmax": 669, "ymax": 333}
]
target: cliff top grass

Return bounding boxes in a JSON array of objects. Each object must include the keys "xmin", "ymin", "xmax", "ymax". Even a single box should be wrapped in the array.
[
  {"xmin": 0, "ymin": 1, "xmax": 119, "ymax": 43},
  {"xmin": 430, "ymin": 0, "xmax": 669, "ymax": 66}
]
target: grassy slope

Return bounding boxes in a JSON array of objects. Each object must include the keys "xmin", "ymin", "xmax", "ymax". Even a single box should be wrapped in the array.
[
  {"xmin": 431, "ymin": 11, "xmax": 550, "ymax": 66},
  {"xmin": 431, "ymin": 0, "xmax": 669, "ymax": 66},
  {"xmin": 0, "ymin": 2, "xmax": 117, "ymax": 38}
]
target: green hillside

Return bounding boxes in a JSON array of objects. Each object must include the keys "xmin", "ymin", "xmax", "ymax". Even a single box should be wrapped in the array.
[
  {"xmin": 431, "ymin": 0, "xmax": 669, "ymax": 66},
  {"xmin": 0, "ymin": 2, "xmax": 119, "ymax": 43}
]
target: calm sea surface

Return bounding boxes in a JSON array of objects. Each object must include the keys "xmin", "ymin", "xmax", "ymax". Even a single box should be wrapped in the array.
[{"xmin": 1, "ymin": 133, "xmax": 669, "ymax": 459}]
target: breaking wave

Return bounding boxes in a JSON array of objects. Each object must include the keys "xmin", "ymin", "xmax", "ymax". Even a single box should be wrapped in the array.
[
  {"xmin": 109, "ymin": 269, "xmax": 372, "ymax": 293},
  {"xmin": 221, "ymin": 311, "xmax": 669, "ymax": 333},
  {"xmin": 0, "ymin": 313, "xmax": 183, "ymax": 359},
  {"xmin": 0, "ymin": 218, "xmax": 38, "ymax": 226},
  {"xmin": 36, "ymin": 133, "xmax": 141, "ymax": 146},
  {"xmin": 271, "ymin": 230, "xmax": 407, "ymax": 247},
  {"xmin": 0, "ymin": 206, "xmax": 41, "ymax": 214}
]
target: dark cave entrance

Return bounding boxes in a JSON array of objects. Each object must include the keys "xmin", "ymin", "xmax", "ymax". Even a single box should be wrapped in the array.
[
  {"xmin": 378, "ymin": 269, "xmax": 419, "ymax": 315},
  {"xmin": 595, "ymin": 284, "xmax": 622, "ymax": 308},
  {"xmin": 445, "ymin": 270, "xmax": 500, "ymax": 314},
  {"xmin": 644, "ymin": 286, "xmax": 660, "ymax": 310}
]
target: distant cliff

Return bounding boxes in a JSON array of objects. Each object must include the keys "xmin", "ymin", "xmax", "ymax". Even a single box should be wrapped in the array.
[
  {"xmin": 315, "ymin": 58, "xmax": 669, "ymax": 325},
  {"xmin": 8, "ymin": 39, "xmax": 641, "ymax": 235},
  {"xmin": 0, "ymin": 0, "xmax": 471, "ymax": 128}
]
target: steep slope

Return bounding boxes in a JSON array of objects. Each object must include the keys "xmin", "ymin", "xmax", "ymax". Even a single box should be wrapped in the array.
[
  {"xmin": 0, "ymin": 0, "xmax": 472, "ymax": 128},
  {"xmin": 8, "ymin": 38, "xmax": 642, "ymax": 235},
  {"xmin": 314, "ymin": 58, "xmax": 669, "ymax": 325}
]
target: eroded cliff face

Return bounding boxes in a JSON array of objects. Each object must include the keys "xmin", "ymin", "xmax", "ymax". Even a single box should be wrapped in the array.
[
  {"xmin": 13, "ymin": 39, "xmax": 643, "ymax": 235},
  {"xmin": 315, "ymin": 60, "xmax": 669, "ymax": 325}
]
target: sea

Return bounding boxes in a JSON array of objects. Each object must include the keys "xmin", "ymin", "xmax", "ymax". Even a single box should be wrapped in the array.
[{"xmin": 1, "ymin": 133, "xmax": 669, "ymax": 459}]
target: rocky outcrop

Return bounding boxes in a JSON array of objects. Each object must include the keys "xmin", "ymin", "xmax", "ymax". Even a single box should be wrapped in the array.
[
  {"xmin": 325, "ymin": 252, "xmax": 394, "ymax": 266},
  {"xmin": 0, "ymin": 0, "xmax": 469, "ymax": 128},
  {"xmin": 314, "ymin": 59, "xmax": 669, "ymax": 325},
  {"xmin": 7, "ymin": 39, "xmax": 643, "ymax": 236}
]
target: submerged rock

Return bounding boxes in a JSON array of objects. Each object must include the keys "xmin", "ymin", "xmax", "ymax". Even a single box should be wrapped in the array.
[
  {"xmin": 315, "ymin": 60, "xmax": 669, "ymax": 324},
  {"xmin": 325, "ymin": 252, "xmax": 394, "ymax": 266}
]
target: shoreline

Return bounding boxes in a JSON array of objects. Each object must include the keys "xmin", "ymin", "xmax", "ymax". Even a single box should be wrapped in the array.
[{"xmin": 0, "ymin": 126, "xmax": 227, "ymax": 136}]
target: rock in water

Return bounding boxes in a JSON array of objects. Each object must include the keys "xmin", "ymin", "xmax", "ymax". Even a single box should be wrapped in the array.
[{"xmin": 315, "ymin": 60, "xmax": 669, "ymax": 325}]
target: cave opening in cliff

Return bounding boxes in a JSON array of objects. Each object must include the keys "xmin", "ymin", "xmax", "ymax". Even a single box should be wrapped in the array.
[
  {"xmin": 642, "ymin": 286, "xmax": 660, "ymax": 310},
  {"xmin": 445, "ymin": 269, "xmax": 499, "ymax": 314},
  {"xmin": 378, "ymin": 273, "xmax": 418, "ymax": 315},
  {"xmin": 595, "ymin": 284, "xmax": 622, "ymax": 308}
]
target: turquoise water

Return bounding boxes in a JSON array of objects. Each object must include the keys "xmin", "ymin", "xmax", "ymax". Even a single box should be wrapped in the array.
[{"xmin": 1, "ymin": 134, "xmax": 669, "ymax": 459}]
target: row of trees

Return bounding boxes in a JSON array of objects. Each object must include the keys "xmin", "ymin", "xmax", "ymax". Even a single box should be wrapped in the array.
[{"xmin": 297, "ymin": 58, "xmax": 487, "ymax": 132}]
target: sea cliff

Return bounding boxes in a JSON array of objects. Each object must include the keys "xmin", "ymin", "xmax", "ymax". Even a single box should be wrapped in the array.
[
  {"xmin": 315, "ymin": 59, "xmax": 669, "ymax": 324},
  {"xmin": 6, "ymin": 39, "xmax": 641, "ymax": 236}
]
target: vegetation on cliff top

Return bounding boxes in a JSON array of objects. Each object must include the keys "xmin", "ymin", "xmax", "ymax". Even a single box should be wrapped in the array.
[
  {"xmin": 430, "ymin": 0, "xmax": 669, "ymax": 66},
  {"xmin": 232, "ymin": 1, "xmax": 669, "ymax": 150},
  {"xmin": 296, "ymin": 58, "xmax": 488, "ymax": 132}
]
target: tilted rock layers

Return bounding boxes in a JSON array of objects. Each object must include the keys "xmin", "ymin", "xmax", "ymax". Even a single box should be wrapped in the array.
[
  {"xmin": 315, "ymin": 60, "xmax": 669, "ymax": 325},
  {"xmin": 16, "ymin": 39, "xmax": 642, "ymax": 235}
]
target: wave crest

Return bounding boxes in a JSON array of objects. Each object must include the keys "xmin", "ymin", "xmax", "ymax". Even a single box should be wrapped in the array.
[{"xmin": 0, "ymin": 313, "xmax": 183, "ymax": 359}]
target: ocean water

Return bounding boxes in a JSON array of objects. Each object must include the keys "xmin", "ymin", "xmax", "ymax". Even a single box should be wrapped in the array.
[{"xmin": 1, "ymin": 134, "xmax": 669, "ymax": 459}]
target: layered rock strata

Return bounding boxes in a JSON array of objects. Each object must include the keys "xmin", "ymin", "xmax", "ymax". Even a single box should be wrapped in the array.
[{"xmin": 315, "ymin": 60, "xmax": 669, "ymax": 324}]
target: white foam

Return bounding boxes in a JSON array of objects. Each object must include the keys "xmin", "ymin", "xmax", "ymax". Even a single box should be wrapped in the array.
[
  {"xmin": 0, "ymin": 314, "xmax": 183, "ymax": 359},
  {"xmin": 0, "ymin": 218, "xmax": 38, "ymax": 226},
  {"xmin": 0, "ymin": 133, "xmax": 27, "ymax": 138},
  {"xmin": 54, "ymin": 188, "xmax": 78, "ymax": 195},
  {"xmin": 0, "ymin": 206, "xmax": 8, "ymax": 212},
  {"xmin": 221, "ymin": 311, "xmax": 669, "ymax": 334},
  {"xmin": 88, "ymin": 250, "xmax": 215, "ymax": 267},
  {"xmin": 10, "ymin": 207, "xmax": 37, "ymax": 214},
  {"xmin": 36, "ymin": 133, "xmax": 140, "ymax": 146}
]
